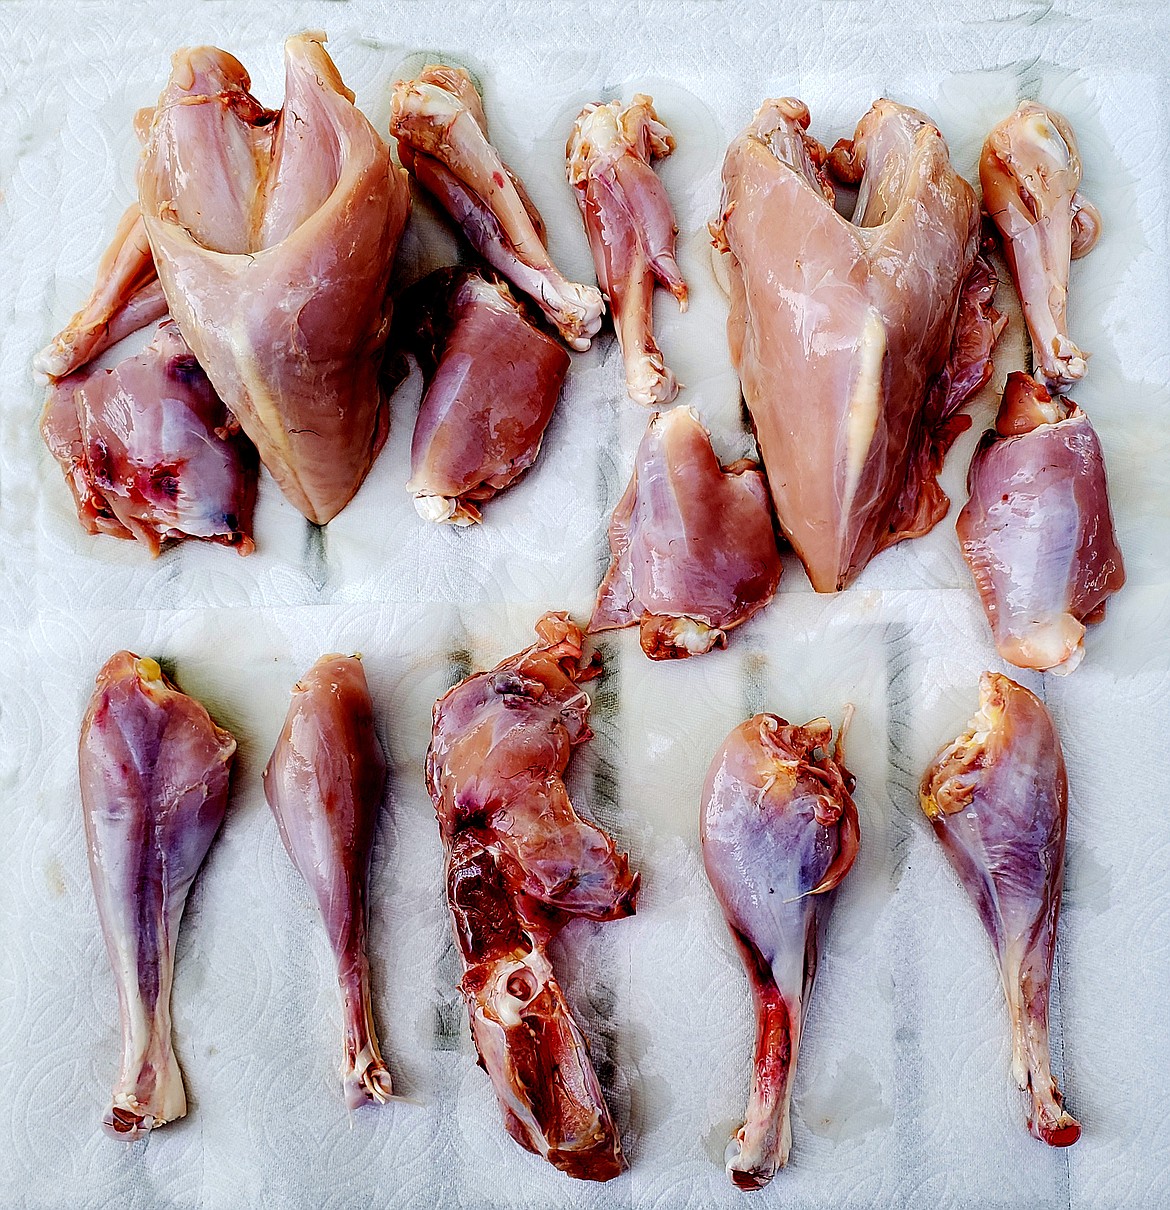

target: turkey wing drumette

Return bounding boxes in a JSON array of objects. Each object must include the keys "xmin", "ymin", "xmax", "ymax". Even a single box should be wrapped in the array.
[
  {"xmin": 567, "ymin": 95, "xmax": 687, "ymax": 404},
  {"xmin": 390, "ymin": 66, "xmax": 604, "ymax": 351},
  {"xmin": 981, "ymin": 102, "xmax": 1101, "ymax": 391}
]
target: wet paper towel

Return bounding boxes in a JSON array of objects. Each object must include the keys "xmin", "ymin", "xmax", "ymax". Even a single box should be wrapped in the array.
[{"xmin": 1, "ymin": 2, "xmax": 1168, "ymax": 1207}]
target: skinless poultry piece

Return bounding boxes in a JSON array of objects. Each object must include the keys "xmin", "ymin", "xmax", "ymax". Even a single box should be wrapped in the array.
[
  {"xmin": 567, "ymin": 95, "xmax": 688, "ymax": 405},
  {"xmin": 590, "ymin": 406, "xmax": 782, "ymax": 659},
  {"xmin": 396, "ymin": 266, "xmax": 570, "ymax": 525},
  {"xmin": 390, "ymin": 66, "xmax": 604, "ymax": 351},
  {"xmin": 426, "ymin": 614, "xmax": 639, "ymax": 1181},
  {"xmin": 981, "ymin": 102, "xmax": 1101, "ymax": 392},
  {"xmin": 40, "ymin": 320, "xmax": 258, "ymax": 555},
  {"xmin": 701, "ymin": 712, "xmax": 859, "ymax": 1190},
  {"xmin": 80, "ymin": 651, "xmax": 236, "ymax": 1139},
  {"xmin": 263, "ymin": 655, "xmax": 392, "ymax": 1109},
  {"xmin": 920, "ymin": 673, "xmax": 1081, "ymax": 1147},
  {"xmin": 958, "ymin": 371, "xmax": 1124, "ymax": 674},
  {"xmin": 711, "ymin": 98, "xmax": 1004, "ymax": 592},
  {"xmin": 138, "ymin": 33, "xmax": 411, "ymax": 525},
  {"xmin": 34, "ymin": 204, "xmax": 168, "ymax": 383}
]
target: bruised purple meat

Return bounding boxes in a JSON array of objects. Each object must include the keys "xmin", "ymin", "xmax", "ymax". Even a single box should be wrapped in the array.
[
  {"xmin": 263, "ymin": 655, "xmax": 392, "ymax": 1109},
  {"xmin": 567, "ymin": 94, "xmax": 687, "ymax": 404},
  {"xmin": 390, "ymin": 65, "xmax": 604, "ymax": 350},
  {"xmin": 79, "ymin": 651, "xmax": 236, "ymax": 1139},
  {"xmin": 397, "ymin": 267, "xmax": 570, "ymax": 525},
  {"xmin": 426, "ymin": 614, "xmax": 638, "ymax": 1181},
  {"xmin": 701, "ymin": 712, "xmax": 859, "ymax": 1189},
  {"xmin": 920, "ymin": 672, "xmax": 1081, "ymax": 1147},
  {"xmin": 958, "ymin": 371, "xmax": 1124, "ymax": 674},
  {"xmin": 590, "ymin": 406, "xmax": 781, "ymax": 659},
  {"xmin": 981, "ymin": 102, "xmax": 1101, "ymax": 391},
  {"xmin": 40, "ymin": 320, "xmax": 257, "ymax": 554}
]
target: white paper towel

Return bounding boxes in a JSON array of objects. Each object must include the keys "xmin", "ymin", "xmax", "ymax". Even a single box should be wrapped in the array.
[{"xmin": 1, "ymin": 2, "xmax": 1168, "ymax": 1207}]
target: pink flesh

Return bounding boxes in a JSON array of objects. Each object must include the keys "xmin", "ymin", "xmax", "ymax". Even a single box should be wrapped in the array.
[
  {"xmin": 34, "ymin": 204, "xmax": 169, "ymax": 382},
  {"xmin": 401, "ymin": 268, "xmax": 570, "ymax": 523},
  {"xmin": 139, "ymin": 34, "xmax": 411, "ymax": 524},
  {"xmin": 390, "ymin": 66, "xmax": 604, "ymax": 351},
  {"xmin": 567, "ymin": 95, "xmax": 687, "ymax": 404},
  {"xmin": 981, "ymin": 102, "xmax": 1101, "ymax": 391},
  {"xmin": 920, "ymin": 673, "xmax": 1081, "ymax": 1147},
  {"xmin": 590, "ymin": 406, "xmax": 782, "ymax": 659},
  {"xmin": 713, "ymin": 98, "xmax": 1000, "ymax": 592},
  {"xmin": 79, "ymin": 651, "xmax": 236, "ymax": 1139},
  {"xmin": 41, "ymin": 320, "xmax": 257, "ymax": 555},
  {"xmin": 263, "ymin": 655, "xmax": 392, "ymax": 1109},
  {"xmin": 426, "ymin": 614, "xmax": 638, "ymax": 1181},
  {"xmin": 40, "ymin": 377, "xmax": 135, "ymax": 540},
  {"xmin": 701, "ymin": 714, "xmax": 859, "ymax": 1189},
  {"xmin": 958, "ymin": 372, "xmax": 1125, "ymax": 673}
]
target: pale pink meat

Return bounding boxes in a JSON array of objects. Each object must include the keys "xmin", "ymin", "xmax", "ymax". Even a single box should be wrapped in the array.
[
  {"xmin": 397, "ymin": 267, "xmax": 570, "ymax": 525},
  {"xmin": 711, "ymin": 98, "xmax": 1003, "ymax": 591},
  {"xmin": 80, "ymin": 652, "xmax": 236, "ymax": 1139},
  {"xmin": 957, "ymin": 371, "xmax": 1124, "ymax": 674},
  {"xmin": 390, "ymin": 66, "xmax": 604, "ymax": 351},
  {"xmin": 138, "ymin": 34, "xmax": 411, "ymax": 524},
  {"xmin": 701, "ymin": 712, "xmax": 859, "ymax": 1189},
  {"xmin": 981, "ymin": 102, "xmax": 1101, "ymax": 392},
  {"xmin": 567, "ymin": 95, "xmax": 687, "ymax": 404},
  {"xmin": 920, "ymin": 673, "xmax": 1081, "ymax": 1147},
  {"xmin": 590, "ymin": 406, "xmax": 781, "ymax": 658},
  {"xmin": 34, "ymin": 204, "xmax": 168, "ymax": 383},
  {"xmin": 263, "ymin": 655, "xmax": 392, "ymax": 1109},
  {"xmin": 426, "ymin": 614, "xmax": 638, "ymax": 1181}
]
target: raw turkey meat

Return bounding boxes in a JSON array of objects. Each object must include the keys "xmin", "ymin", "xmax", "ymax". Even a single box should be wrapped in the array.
[
  {"xmin": 425, "ymin": 614, "xmax": 638, "ymax": 1180},
  {"xmin": 79, "ymin": 651, "xmax": 236, "ymax": 1139},
  {"xmin": 980, "ymin": 102, "xmax": 1101, "ymax": 392},
  {"xmin": 590, "ymin": 406, "xmax": 781, "ymax": 658},
  {"xmin": 34, "ymin": 204, "xmax": 168, "ymax": 383},
  {"xmin": 957, "ymin": 371, "xmax": 1124, "ymax": 673},
  {"xmin": 263, "ymin": 655, "xmax": 392, "ymax": 1108},
  {"xmin": 138, "ymin": 33, "xmax": 411, "ymax": 524},
  {"xmin": 390, "ymin": 65, "xmax": 604, "ymax": 351},
  {"xmin": 711, "ymin": 98, "xmax": 1003, "ymax": 591},
  {"xmin": 567, "ymin": 95, "xmax": 687, "ymax": 404},
  {"xmin": 701, "ymin": 712, "xmax": 859, "ymax": 1189},
  {"xmin": 395, "ymin": 267, "xmax": 569, "ymax": 524},
  {"xmin": 40, "ymin": 320, "xmax": 257, "ymax": 554},
  {"xmin": 919, "ymin": 672, "xmax": 1081, "ymax": 1147}
]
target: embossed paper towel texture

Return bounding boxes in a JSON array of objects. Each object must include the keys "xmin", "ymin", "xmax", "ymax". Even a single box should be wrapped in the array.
[{"xmin": 1, "ymin": 2, "xmax": 1168, "ymax": 1207}]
